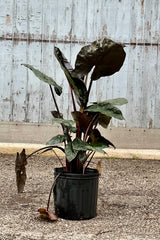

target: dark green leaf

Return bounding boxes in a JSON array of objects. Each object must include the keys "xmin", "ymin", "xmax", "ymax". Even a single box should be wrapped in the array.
[
  {"xmin": 65, "ymin": 142, "xmax": 78, "ymax": 162},
  {"xmin": 98, "ymin": 114, "xmax": 111, "ymax": 128},
  {"xmin": 72, "ymin": 138, "xmax": 93, "ymax": 152},
  {"xmin": 72, "ymin": 137, "xmax": 105, "ymax": 154},
  {"xmin": 68, "ymin": 126, "xmax": 77, "ymax": 133},
  {"xmin": 52, "ymin": 118, "xmax": 75, "ymax": 127},
  {"xmin": 72, "ymin": 38, "xmax": 126, "ymax": 80},
  {"xmin": 77, "ymin": 151, "xmax": 88, "ymax": 163},
  {"xmin": 54, "ymin": 47, "xmax": 88, "ymax": 107},
  {"xmin": 65, "ymin": 136, "xmax": 112, "ymax": 158},
  {"xmin": 85, "ymin": 102, "xmax": 125, "ymax": 120},
  {"xmin": 46, "ymin": 134, "xmax": 68, "ymax": 145},
  {"xmin": 22, "ymin": 64, "xmax": 62, "ymax": 96},
  {"xmin": 89, "ymin": 142, "xmax": 109, "ymax": 153},
  {"xmin": 54, "ymin": 47, "xmax": 73, "ymax": 74},
  {"xmin": 88, "ymin": 129, "xmax": 115, "ymax": 149},
  {"xmin": 52, "ymin": 118, "xmax": 77, "ymax": 134},
  {"xmin": 51, "ymin": 111, "xmax": 63, "ymax": 119},
  {"xmin": 98, "ymin": 98, "xmax": 128, "ymax": 106}
]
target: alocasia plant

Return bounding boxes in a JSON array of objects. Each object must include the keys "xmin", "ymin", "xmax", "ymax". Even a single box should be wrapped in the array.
[{"xmin": 22, "ymin": 38, "xmax": 127, "ymax": 173}]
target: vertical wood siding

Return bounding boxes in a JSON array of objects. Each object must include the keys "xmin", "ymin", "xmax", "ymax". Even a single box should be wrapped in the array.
[{"xmin": 0, "ymin": 0, "xmax": 160, "ymax": 128}]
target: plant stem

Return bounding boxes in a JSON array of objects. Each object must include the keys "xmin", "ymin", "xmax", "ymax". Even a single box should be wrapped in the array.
[
  {"xmin": 87, "ymin": 78, "xmax": 93, "ymax": 98},
  {"xmin": 84, "ymin": 73, "xmax": 89, "ymax": 86},
  {"xmin": 49, "ymin": 84, "xmax": 71, "ymax": 144},
  {"xmin": 26, "ymin": 146, "xmax": 65, "ymax": 160},
  {"xmin": 47, "ymin": 172, "xmax": 61, "ymax": 211},
  {"xmin": 69, "ymin": 83, "xmax": 76, "ymax": 112},
  {"xmin": 51, "ymin": 149, "xmax": 64, "ymax": 167},
  {"xmin": 66, "ymin": 75, "xmax": 76, "ymax": 112},
  {"xmin": 84, "ymin": 113, "xmax": 99, "ymax": 142},
  {"xmin": 83, "ymin": 152, "xmax": 95, "ymax": 173},
  {"xmin": 49, "ymin": 85, "xmax": 60, "ymax": 115}
]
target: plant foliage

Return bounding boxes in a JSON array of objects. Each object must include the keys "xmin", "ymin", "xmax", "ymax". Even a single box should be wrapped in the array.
[{"xmin": 22, "ymin": 38, "xmax": 127, "ymax": 173}]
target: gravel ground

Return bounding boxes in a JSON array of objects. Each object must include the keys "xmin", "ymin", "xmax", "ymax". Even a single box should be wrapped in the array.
[{"xmin": 0, "ymin": 153, "xmax": 160, "ymax": 240}]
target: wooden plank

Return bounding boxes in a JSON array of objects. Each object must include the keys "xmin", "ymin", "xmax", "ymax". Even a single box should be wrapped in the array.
[
  {"xmin": 0, "ymin": 0, "xmax": 160, "ymax": 132},
  {"xmin": 154, "ymin": 45, "xmax": 160, "ymax": 128},
  {"xmin": 0, "ymin": 0, "xmax": 13, "ymax": 38},
  {"xmin": 1, "ymin": 0, "xmax": 160, "ymax": 44},
  {"xmin": 0, "ymin": 41, "xmax": 13, "ymax": 121}
]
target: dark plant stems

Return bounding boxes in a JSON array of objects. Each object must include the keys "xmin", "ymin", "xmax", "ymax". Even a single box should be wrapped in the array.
[
  {"xmin": 26, "ymin": 146, "xmax": 65, "ymax": 160},
  {"xmin": 87, "ymin": 78, "xmax": 93, "ymax": 99},
  {"xmin": 49, "ymin": 85, "xmax": 60, "ymax": 115},
  {"xmin": 84, "ymin": 73, "xmax": 89, "ymax": 86},
  {"xmin": 65, "ymin": 156, "xmax": 70, "ymax": 172},
  {"xmin": 47, "ymin": 172, "xmax": 61, "ymax": 211},
  {"xmin": 76, "ymin": 125, "xmax": 81, "ymax": 138},
  {"xmin": 83, "ymin": 152, "xmax": 95, "ymax": 174},
  {"xmin": 51, "ymin": 149, "xmax": 64, "ymax": 167},
  {"xmin": 84, "ymin": 113, "xmax": 99, "ymax": 142},
  {"xmin": 49, "ymin": 84, "xmax": 70, "ymax": 144},
  {"xmin": 69, "ymin": 82, "xmax": 76, "ymax": 112}
]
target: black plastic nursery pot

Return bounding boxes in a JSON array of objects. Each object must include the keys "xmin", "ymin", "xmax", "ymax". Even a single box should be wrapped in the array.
[{"xmin": 53, "ymin": 167, "xmax": 99, "ymax": 220}]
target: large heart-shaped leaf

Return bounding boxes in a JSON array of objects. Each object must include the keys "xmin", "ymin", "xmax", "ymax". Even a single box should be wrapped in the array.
[
  {"xmin": 22, "ymin": 64, "xmax": 62, "ymax": 96},
  {"xmin": 72, "ymin": 138, "xmax": 94, "ymax": 152},
  {"xmin": 54, "ymin": 47, "xmax": 88, "ymax": 107},
  {"xmin": 46, "ymin": 134, "xmax": 68, "ymax": 145},
  {"xmin": 72, "ymin": 38, "xmax": 126, "ymax": 80},
  {"xmin": 85, "ymin": 102, "xmax": 125, "ymax": 120}
]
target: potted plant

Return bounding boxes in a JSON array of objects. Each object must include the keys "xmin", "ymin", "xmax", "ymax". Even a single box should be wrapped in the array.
[{"xmin": 17, "ymin": 38, "xmax": 127, "ymax": 220}]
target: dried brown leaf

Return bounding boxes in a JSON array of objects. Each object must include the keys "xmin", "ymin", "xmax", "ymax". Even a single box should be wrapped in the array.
[
  {"xmin": 38, "ymin": 208, "xmax": 58, "ymax": 221},
  {"xmin": 15, "ymin": 149, "xmax": 27, "ymax": 193}
]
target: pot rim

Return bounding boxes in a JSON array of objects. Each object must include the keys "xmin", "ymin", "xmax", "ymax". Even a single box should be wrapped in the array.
[{"xmin": 54, "ymin": 167, "xmax": 99, "ymax": 179}]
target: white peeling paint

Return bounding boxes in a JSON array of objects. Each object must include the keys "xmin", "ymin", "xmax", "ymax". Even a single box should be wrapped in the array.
[{"xmin": 0, "ymin": 0, "xmax": 160, "ymax": 129}]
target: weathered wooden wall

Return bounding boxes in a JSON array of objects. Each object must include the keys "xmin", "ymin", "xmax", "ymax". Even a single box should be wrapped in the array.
[{"xmin": 0, "ymin": 0, "xmax": 160, "ymax": 129}]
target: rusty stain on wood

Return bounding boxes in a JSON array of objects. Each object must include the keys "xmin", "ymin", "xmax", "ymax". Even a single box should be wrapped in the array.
[
  {"xmin": 141, "ymin": 0, "xmax": 144, "ymax": 14},
  {"xmin": 0, "ymin": 35, "xmax": 88, "ymax": 44},
  {"xmin": 0, "ymin": 35, "xmax": 159, "ymax": 47},
  {"xmin": 149, "ymin": 119, "xmax": 153, "ymax": 129},
  {"xmin": 6, "ymin": 14, "xmax": 11, "ymax": 25}
]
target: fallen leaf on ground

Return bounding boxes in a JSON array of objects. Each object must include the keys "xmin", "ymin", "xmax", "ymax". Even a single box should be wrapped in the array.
[
  {"xmin": 15, "ymin": 149, "xmax": 27, "ymax": 193},
  {"xmin": 38, "ymin": 208, "xmax": 58, "ymax": 221}
]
